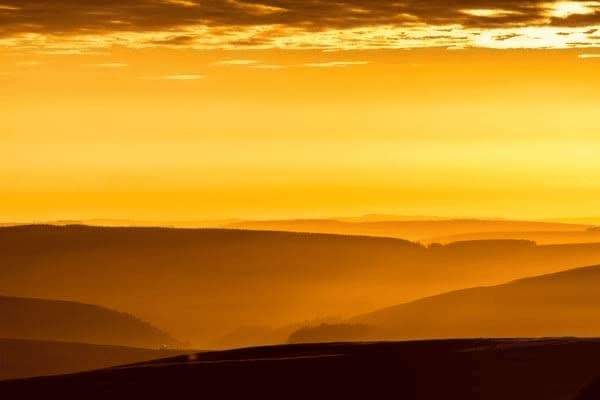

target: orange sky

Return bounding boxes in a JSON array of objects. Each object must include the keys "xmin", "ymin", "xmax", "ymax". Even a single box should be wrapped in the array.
[{"xmin": 2, "ymin": 1, "xmax": 600, "ymax": 221}]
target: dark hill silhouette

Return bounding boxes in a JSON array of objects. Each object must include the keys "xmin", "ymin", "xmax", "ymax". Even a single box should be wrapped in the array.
[
  {"xmin": 5, "ymin": 226, "xmax": 600, "ymax": 347},
  {"xmin": 0, "ymin": 339, "xmax": 187, "ymax": 380},
  {"xmin": 288, "ymin": 323, "xmax": 372, "ymax": 344},
  {"xmin": 0, "ymin": 296, "xmax": 181, "ymax": 348},
  {"xmin": 574, "ymin": 376, "xmax": 600, "ymax": 400},
  {"xmin": 228, "ymin": 218, "xmax": 590, "ymax": 241},
  {"xmin": 3, "ymin": 339, "xmax": 600, "ymax": 400}
]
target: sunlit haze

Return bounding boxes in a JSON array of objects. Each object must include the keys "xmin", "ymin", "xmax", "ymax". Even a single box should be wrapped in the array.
[{"xmin": 2, "ymin": 1, "xmax": 600, "ymax": 221}]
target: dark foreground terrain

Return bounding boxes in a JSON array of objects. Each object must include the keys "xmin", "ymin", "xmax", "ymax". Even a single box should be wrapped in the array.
[
  {"xmin": 2, "ymin": 339, "xmax": 600, "ymax": 399},
  {"xmin": 0, "ymin": 339, "xmax": 187, "ymax": 380}
]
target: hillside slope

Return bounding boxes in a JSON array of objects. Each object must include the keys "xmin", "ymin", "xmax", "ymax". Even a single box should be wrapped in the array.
[
  {"xmin": 0, "ymin": 339, "xmax": 186, "ymax": 380},
  {"xmin": 0, "ymin": 296, "xmax": 180, "ymax": 348},
  {"xmin": 4, "ymin": 225, "xmax": 600, "ymax": 346},
  {"xmin": 353, "ymin": 264, "xmax": 600, "ymax": 339},
  {"xmin": 289, "ymin": 264, "xmax": 600, "ymax": 342},
  {"xmin": 3, "ymin": 340, "xmax": 600, "ymax": 400}
]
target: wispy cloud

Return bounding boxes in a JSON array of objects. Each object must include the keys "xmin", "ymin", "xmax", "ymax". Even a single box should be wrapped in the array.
[
  {"xmin": 460, "ymin": 9, "xmax": 522, "ymax": 18},
  {"xmin": 303, "ymin": 61, "xmax": 369, "ymax": 68},
  {"xmin": 213, "ymin": 59, "xmax": 284, "ymax": 69},
  {"xmin": 162, "ymin": 0, "xmax": 197, "ymax": 7},
  {"xmin": 148, "ymin": 74, "xmax": 205, "ymax": 80},
  {"xmin": 16, "ymin": 61, "xmax": 41, "ymax": 67},
  {"xmin": 579, "ymin": 53, "xmax": 600, "ymax": 58},
  {"xmin": 213, "ymin": 59, "xmax": 258, "ymax": 66},
  {"xmin": 251, "ymin": 64, "xmax": 285, "ymax": 69},
  {"xmin": 86, "ymin": 62, "xmax": 128, "ymax": 68}
]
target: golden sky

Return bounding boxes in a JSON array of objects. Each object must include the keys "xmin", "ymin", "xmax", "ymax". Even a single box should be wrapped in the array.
[{"xmin": 2, "ymin": 1, "xmax": 600, "ymax": 221}]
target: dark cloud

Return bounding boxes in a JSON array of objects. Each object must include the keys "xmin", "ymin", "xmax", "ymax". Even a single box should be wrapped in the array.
[
  {"xmin": 0, "ymin": 0, "xmax": 599, "ymax": 39},
  {"xmin": 493, "ymin": 33, "xmax": 521, "ymax": 41},
  {"xmin": 151, "ymin": 35, "xmax": 197, "ymax": 46}
]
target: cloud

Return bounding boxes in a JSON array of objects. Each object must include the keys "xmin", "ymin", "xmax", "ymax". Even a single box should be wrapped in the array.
[
  {"xmin": 86, "ymin": 62, "xmax": 128, "ymax": 68},
  {"xmin": 151, "ymin": 74, "xmax": 205, "ymax": 80},
  {"xmin": 460, "ymin": 9, "xmax": 523, "ymax": 18},
  {"xmin": 1, "ymin": 0, "xmax": 599, "ymax": 36},
  {"xmin": 162, "ymin": 0, "xmax": 197, "ymax": 7},
  {"xmin": 251, "ymin": 63, "xmax": 285, "ymax": 69},
  {"xmin": 547, "ymin": 1, "xmax": 600, "ymax": 18},
  {"xmin": 1, "ymin": 1, "xmax": 600, "ymax": 50},
  {"xmin": 213, "ymin": 59, "xmax": 258, "ymax": 65},
  {"xmin": 16, "ymin": 60, "xmax": 41, "ymax": 66},
  {"xmin": 303, "ymin": 61, "xmax": 369, "ymax": 68},
  {"xmin": 579, "ymin": 53, "xmax": 600, "ymax": 57}
]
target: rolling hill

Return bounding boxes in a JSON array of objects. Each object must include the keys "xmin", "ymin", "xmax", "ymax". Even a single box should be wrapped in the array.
[
  {"xmin": 425, "ymin": 228, "xmax": 600, "ymax": 245},
  {"xmin": 3, "ymin": 339, "xmax": 600, "ymax": 400},
  {"xmin": 5, "ymin": 225, "xmax": 600, "ymax": 347},
  {"xmin": 0, "ymin": 339, "xmax": 187, "ymax": 381},
  {"xmin": 227, "ymin": 218, "xmax": 591, "ymax": 241},
  {"xmin": 0, "ymin": 296, "xmax": 181, "ymax": 348},
  {"xmin": 291, "ymin": 264, "xmax": 600, "ymax": 342}
]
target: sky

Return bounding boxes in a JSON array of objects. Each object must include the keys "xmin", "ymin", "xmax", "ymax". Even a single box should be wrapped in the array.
[{"xmin": 2, "ymin": 1, "xmax": 600, "ymax": 221}]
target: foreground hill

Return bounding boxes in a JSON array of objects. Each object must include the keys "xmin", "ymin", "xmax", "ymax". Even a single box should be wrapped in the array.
[
  {"xmin": 2, "ymin": 339, "xmax": 600, "ymax": 399},
  {"xmin": 0, "ymin": 296, "xmax": 180, "ymax": 348},
  {"xmin": 293, "ymin": 264, "xmax": 600, "ymax": 342},
  {"xmin": 575, "ymin": 377, "xmax": 600, "ymax": 399},
  {"xmin": 228, "ymin": 218, "xmax": 590, "ymax": 241},
  {"xmin": 0, "ymin": 339, "xmax": 186, "ymax": 381},
  {"xmin": 4, "ymin": 225, "xmax": 600, "ymax": 347}
]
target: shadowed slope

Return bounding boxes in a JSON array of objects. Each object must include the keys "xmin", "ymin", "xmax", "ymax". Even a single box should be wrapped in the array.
[
  {"xmin": 0, "ymin": 339, "xmax": 187, "ymax": 381},
  {"xmin": 2, "ymin": 340, "xmax": 600, "ymax": 400},
  {"xmin": 353, "ymin": 264, "xmax": 600, "ymax": 339},
  {"xmin": 0, "ymin": 296, "xmax": 181, "ymax": 348},
  {"xmin": 5, "ymin": 225, "xmax": 600, "ymax": 347},
  {"xmin": 289, "ymin": 265, "xmax": 600, "ymax": 343}
]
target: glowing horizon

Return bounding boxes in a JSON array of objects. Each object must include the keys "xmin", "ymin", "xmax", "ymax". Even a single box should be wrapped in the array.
[{"xmin": 2, "ymin": 1, "xmax": 600, "ymax": 221}]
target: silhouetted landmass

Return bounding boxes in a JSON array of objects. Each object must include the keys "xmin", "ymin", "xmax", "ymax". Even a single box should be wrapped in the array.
[
  {"xmin": 209, "ymin": 325, "xmax": 301, "ymax": 349},
  {"xmin": 426, "ymin": 230, "xmax": 600, "ymax": 244},
  {"xmin": 347, "ymin": 264, "xmax": 600, "ymax": 340},
  {"xmin": 288, "ymin": 323, "xmax": 372, "ymax": 344},
  {"xmin": 0, "ymin": 339, "xmax": 187, "ymax": 380},
  {"xmin": 288, "ymin": 323, "xmax": 374, "ymax": 344},
  {"xmin": 0, "ymin": 296, "xmax": 181, "ymax": 348},
  {"xmin": 574, "ymin": 376, "xmax": 600, "ymax": 400},
  {"xmin": 3, "ymin": 339, "xmax": 600, "ymax": 400},
  {"xmin": 4, "ymin": 225, "xmax": 600, "ymax": 347},
  {"xmin": 228, "ymin": 218, "xmax": 590, "ymax": 241}
]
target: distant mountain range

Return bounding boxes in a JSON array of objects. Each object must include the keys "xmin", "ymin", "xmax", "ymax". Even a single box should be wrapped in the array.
[{"xmin": 227, "ymin": 218, "xmax": 592, "ymax": 242}]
